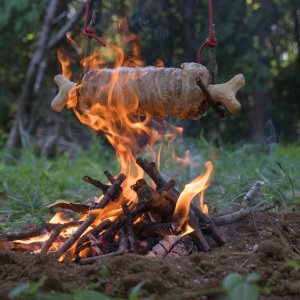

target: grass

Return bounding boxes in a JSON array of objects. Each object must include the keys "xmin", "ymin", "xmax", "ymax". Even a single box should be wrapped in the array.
[{"xmin": 0, "ymin": 136, "xmax": 299, "ymax": 231}]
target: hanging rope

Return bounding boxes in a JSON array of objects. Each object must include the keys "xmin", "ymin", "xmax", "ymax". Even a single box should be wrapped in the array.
[
  {"xmin": 83, "ymin": 0, "xmax": 106, "ymax": 47},
  {"xmin": 197, "ymin": 0, "xmax": 217, "ymax": 64}
]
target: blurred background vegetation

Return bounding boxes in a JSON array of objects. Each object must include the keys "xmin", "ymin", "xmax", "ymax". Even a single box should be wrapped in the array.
[{"xmin": 0, "ymin": 0, "xmax": 299, "ymax": 226}]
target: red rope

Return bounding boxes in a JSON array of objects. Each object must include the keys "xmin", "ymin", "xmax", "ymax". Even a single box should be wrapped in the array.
[
  {"xmin": 83, "ymin": 0, "xmax": 106, "ymax": 47},
  {"xmin": 197, "ymin": 0, "xmax": 217, "ymax": 64}
]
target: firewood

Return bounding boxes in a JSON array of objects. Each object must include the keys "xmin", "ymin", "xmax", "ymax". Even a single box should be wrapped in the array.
[
  {"xmin": 241, "ymin": 181, "xmax": 265, "ymax": 208},
  {"xmin": 188, "ymin": 213, "xmax": 211, "ymax": 252},
  {"xmin": 213, "ymin": 181, "xmax": 265, "ymax": 227},
  {"xmin": 82, "ymin": 175, "xmax": 110, "ymax": 194},
  {"xmin": 54, "ymin": 213, "xmax": 97, "ymax": 259},
  {"xmin": 135, "ymin": 183, "xmax": 174, "ymax": 222},
  {"xmin": 0, "ymin": 221, "xmax": 82, "ymax": 242},
  {"xmin": 136, "ymin": 158, "xmax": 225, "ymax": 246},
  {"xmin": 93, "ymin": 173, "xmax": 126, "ymax": 209},
  {"xmin": 122, "ymin": 203, "xmax": 138, "ymax": 252},
  {"xmin": 146, "ymin": 235, "xmax": 181, "ymax": 258},
  {"xmin": 0, "ymin": 225, "xmax": 52, "ymax": 242},
  {"xmin": 47, "ymin": 200, "xmax": 90, "ymax": 213},
  {"xmin": 104, "ymin": 170, "xmax": 116, "ymax": 184},
  {"xmin": 78, "ymin": 228, "xmax": 128, "ymax": 265},
  {"xmin": 76, "ymin": 219, "xmax": 112, "ymax": 250},
  {"xmin": 40, "ymin": 224, "xmax": 63, "ymax": 254},
  {"xmin": 51, "ymin": 63, "xmax": 245, "ymax": 119},
  {"xmin": 139, "ymin": 222, "xmax": 180, "ymax": 239}
]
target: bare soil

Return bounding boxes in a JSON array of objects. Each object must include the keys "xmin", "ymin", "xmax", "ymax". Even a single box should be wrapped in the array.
[{"xmin": 0, "ymin": 212, "xmax": 299, "ymax": 300}]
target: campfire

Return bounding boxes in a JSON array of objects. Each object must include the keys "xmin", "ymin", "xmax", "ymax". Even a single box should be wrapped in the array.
[{"xmin": 0, "ymin": 3, "xmax": 269, "ymax": 265}]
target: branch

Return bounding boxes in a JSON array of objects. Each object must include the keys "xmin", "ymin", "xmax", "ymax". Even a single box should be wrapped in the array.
[{"xmin": 48, "ymin": 2, "xmax": 86, "ymax": 50}]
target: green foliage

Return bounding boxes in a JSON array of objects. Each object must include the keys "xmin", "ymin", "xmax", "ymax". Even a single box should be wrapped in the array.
[
  {"xmin": 0, "ymin": 145, "xmax": 115, "ymax": 229},
  {"xmin": 128, "ymin": 282, "xmax": 144, "ymax": 300},
  {"xmin": 99, "ymin": 265, "xmax": 111, "ymax": 279},
  {"xmin": 8, "ymin": 278, "xmax": 143, "ymax": 300},
  {"xmin": 8, "ymin": 276, "xmax": 47, "ymax": 299},
  {"xmin": 223, "ymin": 272, "xmax": 260, "ymax": 300}
]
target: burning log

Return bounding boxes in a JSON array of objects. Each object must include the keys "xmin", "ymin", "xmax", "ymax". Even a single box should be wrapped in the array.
[
  {"xmin": 40, "ymin": 225, "xmax": 63, "ymax": 254},
  {"xmin": 2, "ymin": 162, "xmax": 269, "ymax": 264},
  {"xmin": 0, "ymin": 221, "xmax": 82, "ymax": 242},
  {"xmin": 51, "ymin": 63, "xmax": 245, "ymax": 119},
  {"xmin": 138, "ymin": 222, "xmax": 180, "ymax": 239},
  {"xmin": 134, "ymin": 181, "xmax": 175, "ymax": 222},
  {"xmin": 0, "ymin": 225, "xmax": 52, "ymax": 242},
  {"xmin": 54, "ymin": 213, "xmax": 97, "ymax": 259},
  {"xmin": 135, "ymin": 158, "xmax": 225, "ymax": 248},
  {"xmin": 76, "ymin": 219, "xmax": 112, "ymax": 250},
  {"xmin": 78, "ymin": 228, "xmax": 128, "ymax": 265},
  {"xmin": 122, "ymin": 203, "xmax": 138, "ymax": 252}
]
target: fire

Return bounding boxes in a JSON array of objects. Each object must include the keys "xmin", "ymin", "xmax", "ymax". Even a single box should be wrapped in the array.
[
  {"xmin": 14, "ymin": 18, "xmax": 214, "ymax": 259},
  {"xmin": 174, "ymin": 161, "xmax": 213, "ymax": 230},
  {"xmin": 57, "ymin": 50, "xmax": 72, "ymax": 79},
  {"xmin": 49, "ymin": 212, "xmax": 72, "ymax": 224}
]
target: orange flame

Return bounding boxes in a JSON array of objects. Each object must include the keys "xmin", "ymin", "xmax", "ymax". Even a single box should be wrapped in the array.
[
  {"xmin": 57, "ymin": 50, "xmax": 72, "ymax": 79},
  {"xmin": 174, "ymin": 161, "xmax": 213, "ymax": 229}
]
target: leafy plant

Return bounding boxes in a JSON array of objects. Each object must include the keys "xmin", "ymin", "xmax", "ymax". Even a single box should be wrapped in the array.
[
  {"xmin": 8, "ymin": 276, "xmax": 47, "ymax": 299},
  {"xmin": 223, "ymin": 272, "xmax": 260, "ymax": 300},
  {"xmin": 128, "ymin": 282, "xmax": 144, "ymax": 300}
]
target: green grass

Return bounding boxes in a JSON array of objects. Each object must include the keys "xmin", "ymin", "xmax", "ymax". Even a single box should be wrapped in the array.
[{"xmin": 0, "ymin": 137, "xmax": 299, "ymax": 231}]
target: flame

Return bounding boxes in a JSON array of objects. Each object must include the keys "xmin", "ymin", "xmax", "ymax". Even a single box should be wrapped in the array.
[
  {"xmin": 176, "ymin": 150, "xmax": 192, "ymax": 166},
  {"xmin": 174, "ymin": 161, "xmax": 213, "ymax": 229},
  {"xmin": 57, "ymin": 50, "xmax": 72, "ymax": 79},
  {"xmin": 14, "ymin": 232, "xmax": 50, "ymax": 244},
  {"xmin": 64, "ymin": 45, "xmax": 154, "ymax": 204},
  {"xmin": 200, "ymin": 190, "xmax": 208, "ymax": 215},
  {"xmin": 49, "ymin": 212, "xmax": 72, "ymax": 224}
]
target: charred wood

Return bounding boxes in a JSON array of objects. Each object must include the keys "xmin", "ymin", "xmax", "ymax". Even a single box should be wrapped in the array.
[
  {"xmin": 47, "ymin": 200, "xmax": 90, "ymax": 214},
  {"xmin": 76, "ymin": 219, "xmax": 111, "ymax": 250},
  {"xmin": 78, "ymin": 228, "xmax": 128, "ymax": 265},
  {"xmin": 93, "ymin": 173, "xmax": 126, "ymax": 209},
  {"xmin": 54, "ymin": 213, "xmax": 97, "ymax": 259},
  {"xmin": 122, "ymin": 203, "xmax": 138, "ymax": 252},
  {"xmin": 104, "ymin": 170, "xmax": 116, "ymax": 184},
  {"xmin": 82, "ymin": 176, "xmax": 110, "ymax": 194},
  {"xmin": 139, "ymin": 222, "xmax": 180, "ymax": 239}
]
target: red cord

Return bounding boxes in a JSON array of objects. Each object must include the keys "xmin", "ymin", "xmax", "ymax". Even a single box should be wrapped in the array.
[
  {"xmin": 197, "ymin": 0, "xmax": 217, "ymax": 64},
  {"xmin": 83, "ymin": 0, "xmax": 106, "ymax": 47}
]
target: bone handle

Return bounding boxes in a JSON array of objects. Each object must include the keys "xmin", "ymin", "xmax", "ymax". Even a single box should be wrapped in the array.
[
  {"xmin": 51, "ymin": 75, "xmax": 76, "ymax": 112},
  {"xmin": 208, "ymin": 74, "xmax": 245, "ymax": 113}
]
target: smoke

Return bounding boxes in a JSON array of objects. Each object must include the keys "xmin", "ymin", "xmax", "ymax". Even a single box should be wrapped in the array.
[{"xmin": 264, "ymin": 118, "xmax": 277, "ymax": 157}]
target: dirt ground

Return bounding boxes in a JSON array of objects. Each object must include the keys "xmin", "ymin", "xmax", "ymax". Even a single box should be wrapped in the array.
[{"xmin": 0, "ymin": 211, "xmax": 299, "ymax": 300}]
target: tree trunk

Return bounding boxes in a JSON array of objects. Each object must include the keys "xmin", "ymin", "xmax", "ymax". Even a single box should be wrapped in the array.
[
  {"xmin": 291, "ymin": 5, "xmax": 300, "ymax": 69},
  {"xmin": 5, "ymin": 1, "xmax": 85, "ymax": 149},
  {"xmin": 252, "ymin": 90, "xmax": 268, "ymax": 141},
  {"xmin": 183, "ymin": 0, "xmax": 196, "ymax": 62},
  {"xmin": 6, "ymin": 0, "xmax": 59, "ymax": 149}
]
